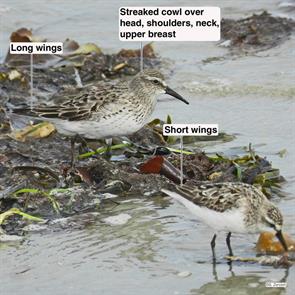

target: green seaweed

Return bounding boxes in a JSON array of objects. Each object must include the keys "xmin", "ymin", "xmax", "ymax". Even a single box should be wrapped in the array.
[
  {"xmin": 13, "ymin": 188, "xmax": 61, "ymax": 214},
  {"xmin": 233, "ymin": 161, "xmax": 243, "ymax": 181},
  {"xmin": 166, "ymin": 147, "xmax": 194, "ymax": 155},
  {"xmin": 78, "ymin": 143, "xmax": 132, "ymax": 159},
  {"xmin": 0, "ymin": 208, "xmax": 44, "ymax": 225}
]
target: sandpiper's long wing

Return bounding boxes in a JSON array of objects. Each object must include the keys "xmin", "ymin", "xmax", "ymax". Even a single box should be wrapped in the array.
[
  {"xmin": 173, "ymin": 182, "xmax": 254, "ymax": 212},
  {"xmin": 11, "ymin": 81, "xmax": 129, "ymax": 121}
]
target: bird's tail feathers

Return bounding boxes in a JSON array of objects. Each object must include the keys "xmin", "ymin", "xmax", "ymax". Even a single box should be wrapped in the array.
[{"xmin": 161, "ymin": 188, "xmax": 186, "ymax": 203}]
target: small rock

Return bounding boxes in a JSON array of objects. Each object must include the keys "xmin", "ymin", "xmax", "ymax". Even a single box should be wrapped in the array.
[
  {"xmin": 177, "ymin": 271, "xmax": 192, "ymax": 278},
  {"xmin": 50, "ymin": 217, "xmax": 70, "ymax": 227},
  {"xmin": 248, "ymin": 282, "xmax": 259, "ymax": 288},
  {"xmin": 0, "ymin": 234, "xmax": 24, "ymax": 242},
  {"xmin": 101, "ymin": 193, "xmax": 118, "ymax": 199},
  {"xmin": 22, "ymin": 224, "xmax": 48, "ymax": 232},
  {"xmin": 103, "ymin": 213, "xmax": 132, "ymax": 226},
  {"xmin": 219, "ymin": 40, "xmax": 231, "ymax": 47}
]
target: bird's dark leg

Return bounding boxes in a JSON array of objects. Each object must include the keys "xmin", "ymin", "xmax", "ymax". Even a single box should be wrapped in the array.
[
  {"xmin": 226, "ymin": 232, "xmax": 234, "ymax": 256},
  {"xmin": 104, "ymin": 138, "xmax": 112, "ymax": 159},
  {"xmin": 212, "ymin": 261, "xmax": 218, "ymax": 281},
  {"xmin": 211, "ymin": 234, "xmax": 217, "ymax": 261},
  {"xmin": 70, "ymin": 134, "xmax": 89, "ymax": 168},
  {"xmin": 70, "ymin": 136, "xmax": 76, "ymax": 169},
  {"xmin": 73, "ymin": 134, "xmax": 89, "ymax": 151}
]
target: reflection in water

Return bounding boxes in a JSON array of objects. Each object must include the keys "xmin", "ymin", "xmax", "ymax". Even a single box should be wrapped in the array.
[
  {"xmin": 0, "ymin": 195, "xmax": 293, "ymax": 295},
  {"xmin": 60, "ymin": 198, "xmax": 170, "ymax": 268},
  {"xmin": 192, "ymin": 266, "xmax": 289, "ymax": 295},
  {"xmin": 182, "ymin": 78, "xmax": 295, "ymax": 98}
]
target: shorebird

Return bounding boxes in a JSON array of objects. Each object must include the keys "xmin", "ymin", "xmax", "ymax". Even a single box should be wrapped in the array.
[
  {"xmin": 7, "ymin": 69, "xmax": 189, "ymax": 139},
  {"xmin": 162, "ymin": 182, "xmax": 288, "ymax": 259}
]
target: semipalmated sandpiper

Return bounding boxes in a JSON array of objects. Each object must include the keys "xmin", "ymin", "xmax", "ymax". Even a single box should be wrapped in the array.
[{"xmin": 162, "ymin": 182, "xmax": 288, "ymax": 258}]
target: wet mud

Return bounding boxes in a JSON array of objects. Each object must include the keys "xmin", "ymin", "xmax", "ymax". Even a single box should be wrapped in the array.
[
  {"xmin": 0, "ymin": 20, "xmax": 291, "ymax": 236},
  {"xmin": 221, "ymin": 11, "xmax": 295, "ymax": 53}
]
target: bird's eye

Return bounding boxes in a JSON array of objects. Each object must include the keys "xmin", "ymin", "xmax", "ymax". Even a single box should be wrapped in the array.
[{"xmin": 153, "ymin": 79, "xmax": 159, "ymax": 84}]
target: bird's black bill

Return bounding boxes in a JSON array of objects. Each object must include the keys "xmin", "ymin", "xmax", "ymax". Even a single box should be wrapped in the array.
[
  {"xmin": 276, "ymin": 230, "xmax": 288, "ymax": 252},
  {"xmin": 165, "ymin": 86, "xmax": 189, "ymax": 105}
]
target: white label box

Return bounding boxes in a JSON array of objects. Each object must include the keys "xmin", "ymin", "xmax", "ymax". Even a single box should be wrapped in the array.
[
  {"xmin": 163, "ymin": 124, "xmax": 219, "ymax": 136},
  {"xmin": 119, "ymin": 7, "xmax": 220, "ymax": 41},
  {"xmin": 10, "ymin": 42, "xmax": 63, "ymax": 54}
]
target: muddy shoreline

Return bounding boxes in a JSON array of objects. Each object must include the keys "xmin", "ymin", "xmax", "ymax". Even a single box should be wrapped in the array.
[{"xmin": 0, "ymin": 11, "xmax": 294, "ymax": 238}]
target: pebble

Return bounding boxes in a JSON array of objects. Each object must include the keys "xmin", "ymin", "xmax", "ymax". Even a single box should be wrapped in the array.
[
  {"xmin": 176, "ymin": 271, "xmax": 192, "ymax": 278},
  {"xmin": 219, "ymin": 40, "xmax": 231, "ymax": 47},
  {"xmin": 103, "ymin": 213, "xmax": 132, "ymax": 225},
  {"xmin": 22, "ymin": 224, "xmax": 48, "ymax": 232},
  {"xmin": 0, "ymin": 234, "xmax": 24, "ymax": 242}
]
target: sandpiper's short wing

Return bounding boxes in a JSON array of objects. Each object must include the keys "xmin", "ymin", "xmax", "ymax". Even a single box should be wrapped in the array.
[
  {"xmin": 173, "ymin": 182, "xmax": 260, "ymax": 213},
  {"xmin": 10, "ymin": 82, "xmax": 129, "ymax": 121}
]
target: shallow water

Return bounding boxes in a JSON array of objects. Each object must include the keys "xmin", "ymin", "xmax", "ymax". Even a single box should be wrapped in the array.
[{"xmin": 0, "ymin": 1, "xmax": 295, "ymax": 294}]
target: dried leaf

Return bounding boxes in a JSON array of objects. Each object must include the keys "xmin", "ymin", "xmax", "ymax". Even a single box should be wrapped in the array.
[
  {"xmin": 118, "ymin": 43, "xmax": 155, "ymax": 58},
  {"xmin": 5, "ymin": 28, "xmax": 53, "ymax": 65},
  {"xmin": 75, "ymin": 167, "xmax": 94, "ymax": 185},
  {"xmin": 63, "ymin": 38, "xmax": 80, "ymax": 53},
  {"xmin": 0, "ymin": 72, "xmax": 7, "ymax": 80},
  {"xmin": 139, "ymin": 156, "xmax": 164, "ymax": 174},
  {"xmin": 140, "ymin": 156, "xmax": 186, "ymax": 184},
  {"xmin": 68, "ymin": 43, "xmax": 101, "ymax": 56},
  {"xmin": 113, "ymin": 62, "xmax": 128, "ymax": 72},
  {"xmin": 8, "ymin": 69, "xmax": 22, "ymax": 80},
  {"xmin": 256, "ymin": 231, "xmax": 295, "ymax": 254},
  {"xmin": 147, "ymin": 118, "xmax": 161, "ymax": 127},
  {"xmin": 0, "ymin": 154, "xmax": 9, "ymax": 163},
  {"xmin": 10, "ymin": 28, "xmax": 33, "ymax": 42},
  {"xmin": 208, "ymin": 171, "xmax": 223, "ymax": 180},
  {"xmin": 9, "ymin": 122, "xmax": 56, "ymax": 142}
]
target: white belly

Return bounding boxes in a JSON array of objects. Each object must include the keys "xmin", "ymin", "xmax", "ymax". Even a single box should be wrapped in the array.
[{"xmin": 53, "ymin": 117, "xmax": 143, "ymax": 139}]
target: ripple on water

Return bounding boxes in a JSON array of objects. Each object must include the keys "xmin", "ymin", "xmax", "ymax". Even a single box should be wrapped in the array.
[{"xmin": 182, "ymin": 79, "xmax": 295, "ymax": 98}]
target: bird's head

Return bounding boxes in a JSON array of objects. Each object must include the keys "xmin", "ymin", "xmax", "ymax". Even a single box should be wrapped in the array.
[
  {"xmin": 130, "ymin": 69, "xmax": 189, "ymax": 105},
  {"xmin": 262, "ymin": 203, "xmax": 288, "ymax": 251}
]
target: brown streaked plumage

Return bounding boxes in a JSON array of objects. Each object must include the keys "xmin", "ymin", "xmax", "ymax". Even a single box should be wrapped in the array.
[
  {"xmin": 7, "ymin": 69, "xmax": 189, "ymax": 139},
  {"xmin": 162, "ymin": 182, "xmax": 288, "ymax": 259}
]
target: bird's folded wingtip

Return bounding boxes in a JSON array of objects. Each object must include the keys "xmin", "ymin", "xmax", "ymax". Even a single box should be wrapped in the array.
[{"xmin": 161, "ymin": 188, "xmax": 171, "ymax": 196}]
